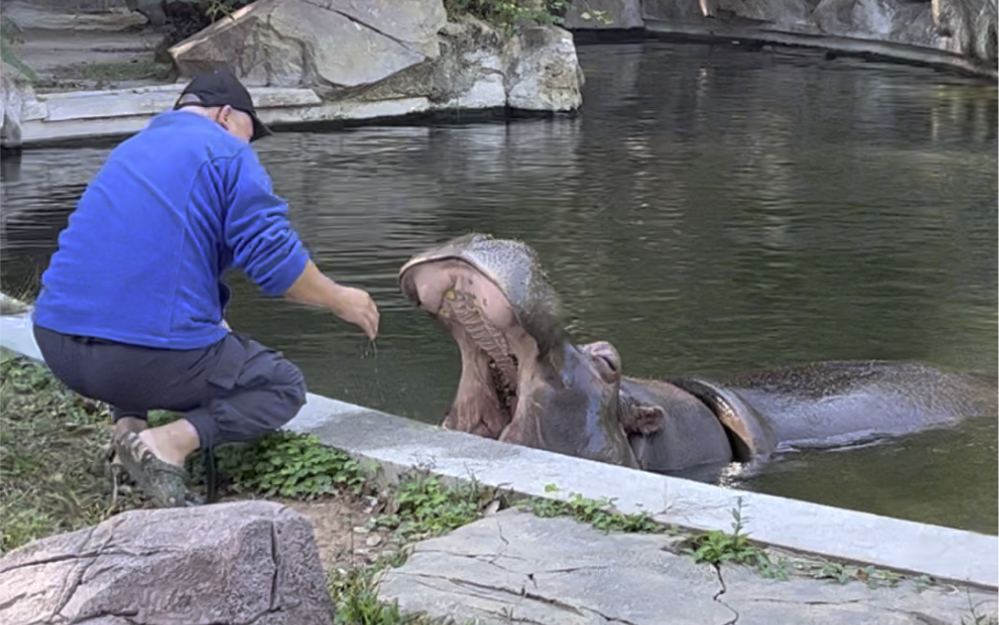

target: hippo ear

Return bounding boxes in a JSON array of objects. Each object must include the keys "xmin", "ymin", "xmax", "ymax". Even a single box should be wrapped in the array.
[{"xmin": 622, "ymin": 405, "xmax": 665, "ymax": 435}]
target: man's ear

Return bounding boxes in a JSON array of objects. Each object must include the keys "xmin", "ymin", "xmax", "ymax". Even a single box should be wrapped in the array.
[
  {"xmin": 216, "ymin": 104, "xmax": 234, "ymax": 129},
  {"xmin": 621, "ymin": 404, "xmax": 665, "ymax": 435}
]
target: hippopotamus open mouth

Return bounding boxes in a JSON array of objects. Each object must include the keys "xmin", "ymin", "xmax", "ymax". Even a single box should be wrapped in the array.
[{"xmin": 399, "ymin": 233, "xmax": 642, "ymax": 466}]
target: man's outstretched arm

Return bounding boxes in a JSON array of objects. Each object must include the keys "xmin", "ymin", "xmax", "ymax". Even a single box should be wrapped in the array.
[{"xmin": 282, "ymin": 260, "xmax": 379, "ymax": 339}]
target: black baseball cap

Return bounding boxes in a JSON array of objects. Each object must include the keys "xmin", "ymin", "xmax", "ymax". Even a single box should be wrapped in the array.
[{"xmin": 175, "ymin": 67, "xmax": 272, "ymax": 142}]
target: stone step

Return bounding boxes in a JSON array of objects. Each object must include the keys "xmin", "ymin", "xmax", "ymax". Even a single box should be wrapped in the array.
[{"xmin": 2, "ymin": 1, "xmax": 148, "ymax": 32}]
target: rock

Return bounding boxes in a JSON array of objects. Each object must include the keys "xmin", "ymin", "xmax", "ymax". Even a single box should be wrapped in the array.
[
  {"xmin": 933, "ymin": 0, "xmax": 999, "ymax": 66},
  {"xmin": 378, "ymin": 510, "xmax": 999, "ymax": 625},
  {"xmin": 377, "ymin": 509, "xmax": 732, "ymax": 624},
  {"xmin": 0, "ymin": 293, "xmax": 32, "ymax": 316},
  {"xmin": 168, "ymin": 0, "xmax": 447, "ymax": 88},
  {"xmin": 0, "ymin": 501, "xmax": 334, "ymax": 625},
  {"xmin": 507, "ymin": 26, "xmax": 585, "ymax": 111},
  {"xmin": 643, "ymin": 0, "xmax": 998, "ymax": 75},
  {"xmin": 720, "ymin": 564, "xmax": 999, "ymax": 625},
  {"xmin": 169, "ymin": 6, "xmax": 583, "ymax": 114},
  {"xmin": 813, "ymin": 0, "xmax": 939, "ymax": 50},
  {"xmin": 564, "ymin": 0, "xmax": 646, "ymax": 30},
  {"xmin": 0, "ymin": 67, "xmax": 36, "ymax": 153}
]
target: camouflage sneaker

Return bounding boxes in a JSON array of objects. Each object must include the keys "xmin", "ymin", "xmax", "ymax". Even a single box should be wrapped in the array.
[{"xmin": 112, "ymin": 431, "xmax": 188, "ymax": 508}]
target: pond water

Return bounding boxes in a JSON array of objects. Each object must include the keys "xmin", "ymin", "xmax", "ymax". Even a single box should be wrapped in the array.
[{"xmin": 2, "ymin": 41, "xmax": 996, "ymax": 534}]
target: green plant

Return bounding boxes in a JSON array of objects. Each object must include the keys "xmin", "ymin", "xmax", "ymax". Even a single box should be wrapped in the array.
[
  {"xmin": 683, "ymin": 498, "xmax": 768, "ymax": 567},
  {"xmin": 373, "ymin": 473, "xmax": 487, "ymax": 541},
  {"xmin": 529, "ymin": 484, "xmax": 666, "ymax": 534},
  {"xmin": 444, "ymin": 0, "xmax": 571, "ymax": 36},
  {"xmin": 0, "ymin": 355, "xmax": 143, "ymax": 555},
  {"xmin": 203, "ymin": 0, "xmax": 243, "ymax": 21},
  {"xmin": 754, "ymin": 554, "xmax": 791, "ymax": 581},
  {"xmin": 573, "ymin": 0, "xmax": 614, "ymax": 25},
  {"xmin": 203, "ymin": 431, "xmax": 368, "ymax": 499},
  {"xmin": 962, "ymin": 589, "xmax": 999, "ymax": 625},
  {"xmin": 784, "ymin": 559, "xmax": 906, "ymax": 588},
  {"xmin": 1, "ymin": 14, "xmax": 38, "ymax": 82},
  {"xmin": 327, "ymin": 552, "xmax": 464, "ymax": 625}
]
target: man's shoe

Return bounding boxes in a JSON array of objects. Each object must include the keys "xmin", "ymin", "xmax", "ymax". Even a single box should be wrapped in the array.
[{"xmin": 112, "ymin": 431, "xmax": 188, "ymax": 508}]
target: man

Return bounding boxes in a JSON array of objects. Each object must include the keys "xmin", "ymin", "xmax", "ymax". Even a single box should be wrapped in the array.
[{"xmin": 31, "ymin": 67, "xmax": 379, "ymax": 507}]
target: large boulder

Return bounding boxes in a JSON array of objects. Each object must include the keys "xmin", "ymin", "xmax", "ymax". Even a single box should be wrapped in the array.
[
  {"xmin": 168, "ymin": 0, "xmax": 448, "ymax": 88},
  {"xmin": 340, "ymin": 16, "xmax": 584, "ymax": 112},
  {"xmin": 506, "ymin": 25, "xmax": 585, "ymax": 111},
  {"xmin": 0, "ymin": 501, "xmax": 334, "ymax": 625}
]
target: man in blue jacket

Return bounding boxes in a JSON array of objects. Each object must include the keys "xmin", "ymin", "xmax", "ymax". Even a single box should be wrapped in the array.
[{"xmin": 31, "ymin": 68, "xmax": 379, "ymax": 507}]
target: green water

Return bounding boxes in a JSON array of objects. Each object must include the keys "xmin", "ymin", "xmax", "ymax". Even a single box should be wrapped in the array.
[{"xmin": 2, "ymin": 41, "xmax": 996, "ymax": 534}]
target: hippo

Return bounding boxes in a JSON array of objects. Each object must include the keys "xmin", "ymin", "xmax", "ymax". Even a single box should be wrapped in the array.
[{"xmin": 398, "ymin": 233, "xmax": 998, "ymax": 474}]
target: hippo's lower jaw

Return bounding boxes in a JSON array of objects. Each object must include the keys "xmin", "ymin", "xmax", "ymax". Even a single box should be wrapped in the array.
[{"xmin": 400, "ymin": 256, "xmax": 535, "ymax": 438}]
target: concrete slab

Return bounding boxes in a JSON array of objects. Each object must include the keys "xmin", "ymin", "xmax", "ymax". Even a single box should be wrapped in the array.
[
  {"xmin": 1, "ymin": 301, "xmax": 997, "ymax": 590},
  {"xmin": 13, "ymin": 85, "xmax": 433, "ymax": 147},
  {"xmin": 41, "ymin": 85, "xmax": 322, "ymax": 122},
  {"xmin": 377, "ymin": 510, "xmax": 999, "ymax": 625},
  {"xmin": 379, "ymin": 510, "xmax": 731, "ymax": 625}
]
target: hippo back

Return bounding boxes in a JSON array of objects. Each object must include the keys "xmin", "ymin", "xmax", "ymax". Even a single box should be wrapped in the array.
[{"xmin": 714, "ymin": 360, "xmax": 997, "ymax": 449}]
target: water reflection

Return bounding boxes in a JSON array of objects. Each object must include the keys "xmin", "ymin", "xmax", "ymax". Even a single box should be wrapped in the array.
[{"xmin": 1, "ymin": 41, "xmax": 996, "ymax": 533}]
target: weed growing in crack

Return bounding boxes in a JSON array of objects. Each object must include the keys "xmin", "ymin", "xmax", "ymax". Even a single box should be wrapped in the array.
[
  {"xmin": 526, "ymin": 483, "xmax": 668, "ymax": 534},
  {"xmin": 787, "ymin": 560, "xmax": 905, "ymax": 588},
  {"xmin": 961, "ymin": 589, "xmax": 999, "ymax": 625},
  {"xmin": 328, "ymin": 550, "xmax": 472, "ymax": 625},
  {"xmin": 683, "ymin": 498, "xmax": 768, "ymax": 567},
  {"xmin": 371, "ymin": 471, "xmax": 494, "ymax": 542},
  {"xmin": 754, "ymin": 554, "xmax": 791, "ymax": 581}
]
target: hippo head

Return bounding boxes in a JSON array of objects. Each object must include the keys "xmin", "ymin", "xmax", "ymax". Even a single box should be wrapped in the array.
[{"xmin": 399, "ymin": 234, "xmax": 662, "ymax": 468}]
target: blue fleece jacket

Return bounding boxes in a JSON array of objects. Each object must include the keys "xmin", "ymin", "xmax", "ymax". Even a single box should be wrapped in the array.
[{"xmin": 33, "ymin": 109, "xmax": 310, "ymax": 349}]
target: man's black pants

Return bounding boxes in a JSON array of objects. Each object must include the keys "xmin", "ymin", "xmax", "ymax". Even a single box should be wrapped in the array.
[{"xmin": 33, "ymin": 324, "xmax": 307, "ymax": 450}]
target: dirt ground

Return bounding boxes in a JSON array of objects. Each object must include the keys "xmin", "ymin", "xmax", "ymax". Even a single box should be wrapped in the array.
[{"xmin": 216, "ymin": 492, "xmax": 406, "ymax": 573}]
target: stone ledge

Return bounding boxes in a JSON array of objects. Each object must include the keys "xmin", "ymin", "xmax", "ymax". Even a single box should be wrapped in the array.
[
  {"xmin": 2, "ymin": 306, "xmax": 996, "ymax": 590},
  {"xmin": 12, "ymin": 86, "xmax": 500, "ymax": 147},
  {"xmin": 643, "ymin": 19, "xmax": 999, "ymax": 80}
]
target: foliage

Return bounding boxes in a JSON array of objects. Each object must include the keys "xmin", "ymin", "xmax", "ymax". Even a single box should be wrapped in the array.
[
  {"xmin": 1, "ymin": 14, "xmax": 38, "ymax": 82},
  {"xmin": 528, "ymin": 483, "xmax": 667, "ymax": 534},
  {"xmin": 0, "ymin": 354, "xmax": 141, "ymax": 554},
  {"xmin": 682, "ymin": 498, "xmax": 768, "ymax": 567},
  {"xmin": 124, "ymin": 0, "xmax": 245, "ymax": 21},
  {"xmin": 443, "ymin": 0, "xmax": 571, "ymax": 36},
  {"xmin": 787, "ymin": 559, "xmax": 906, "ymax": 588},
  {"xmin": 372, "ymin": 472, "xmax": 487, "ymax": 542},
  {"xmin": 203, "ymin": 431, "xmax": 369, "ymax": 499},
  {"xmin": 328, "ymin": 553, "xmax": 466, "ymax": 625},
  {"xmin": 962, "ymin": 589, "xmax": 999, "ymax": 625}
]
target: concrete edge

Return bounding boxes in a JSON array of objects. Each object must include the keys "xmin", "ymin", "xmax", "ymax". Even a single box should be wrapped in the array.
[
  {"xmin": 0, "ymin": 304, "xmax": 995, "ymax": 590},
  {"xmin": 641, "ymin": 19, "xmax": 999, "ymax": 80},
  {"xmin": 11, "ymin": 85, "xmax": 522, "ymax": 148}
]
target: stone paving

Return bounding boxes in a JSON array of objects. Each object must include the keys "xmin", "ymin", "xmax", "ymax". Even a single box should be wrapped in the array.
[{"xmin": 378, "ymin": 510, "xmax": 999, "ymax": 625}]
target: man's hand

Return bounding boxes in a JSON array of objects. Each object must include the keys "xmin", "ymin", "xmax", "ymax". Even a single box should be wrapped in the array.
[
  {"xmin": 283, "ymin": 260, "xmax": 380, "ymax": 339},
  {"xmin": 329, "ymin": 284, "xmax": 379, "ymax": 340}
]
